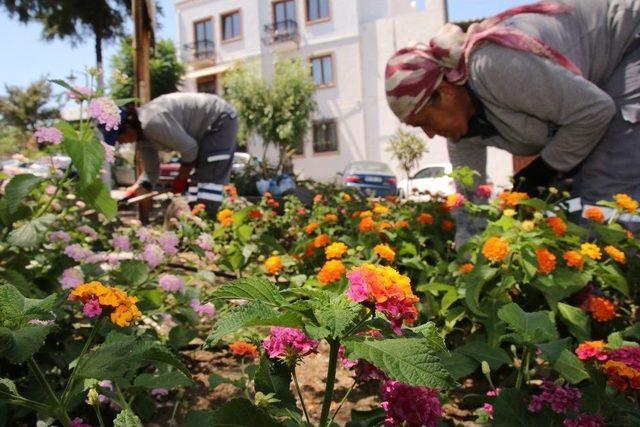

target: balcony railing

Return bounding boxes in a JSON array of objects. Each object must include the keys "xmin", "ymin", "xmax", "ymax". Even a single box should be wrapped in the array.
[
  {"xmin": 182, "ymin": 40, "xmax": 215, "ymax": 64},
  {"xmin": 263, "ymin": 20, "xmax": 300, "ymax": 45}
]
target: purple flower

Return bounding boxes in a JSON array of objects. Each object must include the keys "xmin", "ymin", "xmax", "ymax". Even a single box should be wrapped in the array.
[
  {"xmin": 70, "ymin": 418, "xmax": 93, "ymax": 427},
  {"xmin": 158, "ymin": 274, "xmax": 184, "ymax": 292},
  {"xmin": 483, "ymin": 403, "xmax": 494, "ymax": 419},
  {"xmin": 346, "ymin": 270, "xmax": 368, "ymax": 303},
  {"xmin": 136, "ymin": 227, "xmax": 153, "ymax": 243},
  {"xmin": 262, "ymin": 327, "xmax": 318, "ymax": 363},
  {"xmin": 563, "ymin": 413, "xmax": 604, "ymax": 427},
  {"xmin": 60, "ymin": 267, "xmax": 84, "ymax": 290},
  {"xmin": 78, "ymin": 225, "xmax": 98, "ymax": 240},
  {"xmin": 476, "ymin": 184, "xmax": 493, "ymax": 199},
  {"xmin": 82, "ymin": 299, "xmax": 102, "ymax": 318},
  {"xmin": 49, "ymin": 231, "xmax": 71, "ymax": 243},
  {"xmin": 196, "ymin": 233, "xmax": 214, "ymax": 251},
  {"xmin": 609, "ymin": 346, "xmax": 640, "ymax": 370},
  {"xmin": 88, "ymin": 97, "xmax": 121, "ymax": 131},
  {"xmin": 151, "ymin": 388, "xmax": 169, "ymax": 398},
  {"xmin": 34, "ymin": 126, "xmax": 63, "ymax": 145},
  {"xmin": 112, "ymin": 235, "xmax": 131, "ymax": 251},
  {"xmin": 158, "ymin": 231, "xmax": 179, "ymax": 255},
  {"xmin": 68, "ymin": 86, "xmax": 94, "ymax": 101},
  {"xmin": 101, "ymin": 141, "xmax": 115, "ymax": 164},
  {"xmin": 528, "ymin": 381, "xmax": 581, "ymax": 414},
  {"xmin": 190, "ymin": 299, "xmax": 216, "ymax": 319},
  {"xmin": 380, "ymin": 380, "xmax": 441, "ymax": 427},
  {"xmin": 64, "ymin": 244, "xmax": 94, "ymax": 262},
  {"xmin": 142, "ymin": 244, "xmax": 163, "ymax": 269}
]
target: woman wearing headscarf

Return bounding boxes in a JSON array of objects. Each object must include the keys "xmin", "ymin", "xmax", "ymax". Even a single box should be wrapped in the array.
[{"xmin": 385, "ymin": 0, "xmax": 640, "ymax": 238}]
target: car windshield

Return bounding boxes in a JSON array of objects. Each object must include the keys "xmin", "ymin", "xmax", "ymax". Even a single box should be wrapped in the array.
[{"xmin": 348, "ymin": 162, "xmax": 391, "ymax": 174}]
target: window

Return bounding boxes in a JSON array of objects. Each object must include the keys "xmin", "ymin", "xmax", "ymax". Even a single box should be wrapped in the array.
[
  {"xmin": 197, "ymin": 76, "xmax": 217, "ymax": 94},
  {"xmin": 221, "ymin": 10, "xmax": 241, "ymax": 42},
  {"xmin": 313, "ymin": 120, "xmax": 338, "ymax": 153},
  {"xmin": 306, "ymin": 0, "xmax": 329, "ymax": 22},
  {"xmin": 273, "ymin": 0, "xmax": 295, "ymax": 29},
  {"xmin": 193, "ymin": 19, "xmax": 213, "ymax": 59},
  {"xmin": 310, "ymin": 54, "xmax": 333, "ymax": 87},
  {"xmin": 414, "ymin": 167, "xmax": 444, "ymax": 179}
]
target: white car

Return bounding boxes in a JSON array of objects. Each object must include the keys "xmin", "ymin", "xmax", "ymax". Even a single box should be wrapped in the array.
[{"xmin": 397, "ymin": 163, "xmax": 456, "ymax": 200}]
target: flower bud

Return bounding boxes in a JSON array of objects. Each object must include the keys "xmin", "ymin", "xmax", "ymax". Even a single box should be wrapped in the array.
[
  {"xmin": 533, "ymin": 211, "xmax": 543, "ymax": 221},
  {"xmin": 548, "ymin": 187, "xmax": 558, "ymax": 195},
  {"xmin": 87, "ymin": 388, "xmax": 100, "ymax": 406},
  {"xmin": 521, "ymin": 220, "xmax": 535, "ymax": 232},
  {"xmin": 503, "ymin": 208, "xmax": 516, "ymax": 218},
  {"xmin": 481, "ymin": 361, "xmax": 491, "ymax": 376}
]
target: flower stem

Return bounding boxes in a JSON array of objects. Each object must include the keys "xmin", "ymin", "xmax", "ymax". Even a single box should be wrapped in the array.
[
  {"xmin": 61, "ymin": 317, "xmax": 103, "ymax": 405},
  {"xmin": 28, "ymin": 358, "xmax": 71, "ymax": 427},
  {"xmin": 329, "ymin": 379, "xmax": 356, "ymax": 425},
  {"xmin": 319, "ymin": 340, "xmax": 340, "ymax": 427},
  {"xmin": 292, "ymin": 367, "xmax": 311, "ymax": 426}
]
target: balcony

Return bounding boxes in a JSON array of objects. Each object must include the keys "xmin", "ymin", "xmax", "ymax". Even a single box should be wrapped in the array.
[
  {"xmin": 182, "ymin": 40, "xmax": 215, "ymax": 68},
  {"xmin": 263, "ymin": 20, "xmax": 300, "ymax": 50}
]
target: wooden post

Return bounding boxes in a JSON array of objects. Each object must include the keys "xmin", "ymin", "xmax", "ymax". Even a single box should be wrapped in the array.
[{"xmin": 132, "ymin": 0, "xmax": 156, "ymax": 223}]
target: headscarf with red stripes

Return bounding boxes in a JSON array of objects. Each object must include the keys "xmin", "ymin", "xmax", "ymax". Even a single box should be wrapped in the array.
[{"xmin": 385, "ymin": 2, "xmax": 582, "ymax": 121}]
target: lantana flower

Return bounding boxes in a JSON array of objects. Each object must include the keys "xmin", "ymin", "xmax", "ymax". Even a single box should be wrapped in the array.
[
  {"xmin": 459, "ymin": 263, "xmax": 474, "ymax": 274},
  {"xmin": 217, "ymin": 209, "xmax": 234, "ymax": 227},
  {"xmin": 325, "ymin": 242, "xmax": 348, "ymax": 259},
  {"xmin": 190, "ymin": 299, "xmax": 216, "ymax": 319},
  {"xmin": 264, "ymin": 256, "xmax": 283, "ymax": 275},
  {"xmin": 604, "ymin": 245, "xmax": 626, "ymax": 264},
  {"xmin": 563, "ymin": 250, "xmax": 584, "ymax": 269},
  {"xmin": 482, "ymin": 237, "xmax": 509, "ymax": 263},
  {"xmin": 69, "ymin": 281, "xmax": 142, "ymax": 327},
  {"xmin": 575, "ymin": 341, "xmax": 608, "ymax": 361},
  {"xmin": 417, "ymin": 213, "xmax": 433, "ymax": 225},
  {"xmin": 88, "ymin": 97, "xmax": 121, "ymax": 131},
  {"xmin": 580, "ymin": 243, "xmax": 602, "ymax": 260},
  {"xmin": 304, "ymin": 222, "xmax": 319, "ymax": 234},
  {"xmin": 563, "ymin": 413, "xmax": 604, "ymax": 427},
  {"xmin": 374, "ymin": 244, "xmax": 395, "ymax": 262},
  {"xmin": 262, "ymin": 327, "xmax": 318, "ymax": 365},
  {"xmin": 380, "ymin": 380, "xmax": 442, "ymax": 427},
  {"xmin": 34, "ymin": 126, "xmax": 63, "ymax": 145},
  {"xmin": 527, "ymin": 381, "xmax": 581, "ymax": 414},
  {"xmin": 497, "ymin": 191, "xmax": 529, "ymax": 208},
  {"xmin": 613, "ymin": 193, "xmax": 638, "ymax": 213},
  {"xmin": 545, "ymin": 217, "xmax": 566, "ymax": 237},
  {"xmin": 476, "ymin": 184, "xmax": 492, "ymax": 198},
  {"xmin": 536, "ymin": 248, "xmax": 557, "ymax": 274},
  {"xmin": 318, "ymin": 260, "xmax": 346, "ymax": 285},
  {"xmin": 359, "ymin": 217, "xmax": 375, "ymax": 232},
  {"xmin": 158, "ymin": 274, "xmax": 184, "ymax": 292},
  {"xmin": 583, "ymin": 296, "xmax": 616, "ymax": 322},
  {"xmin": 313, "ymin": 233, "xmax": 331, "ymax": 248},
  {"xmin": 445, "ymin": 193, "xmax": 465, "ymax": 210},
  {"xmin": 584, "ymin": 207, "xmax": 605, "ymax": 223},
  {"xmin": 229, "ymin": 341, "xmax": 259, "ymax": 360}
]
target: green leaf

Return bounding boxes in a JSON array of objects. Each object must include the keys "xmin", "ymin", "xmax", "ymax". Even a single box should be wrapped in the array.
[
  {"xmin": 0, "ymin": 378, "xmax": 21, "ymax": 397},
  {"xmin": 557, "ymin": 303, "xmax": 591, "ymax": 342},
  {"xmin": 8, "ymin": 214, "xmax": 56, "ymax": 248},
  {"xmin": 184, "ymin": 410, "xmax": 215, "ymax": 427},
  {"xmin": 538, "ymin": 338, "xmax": 573, "ymax": 362},
  {"xmin": 493, "ymin": 388, "xmax": 547, "ymax": 427},
  {"xmin": 535, "ymin": 268, "xmax": 591, "ymax": 304},
  {"xmin": 440, "ymin": 351, "xmax": 478, "ymax": 379},
  {"xmin": 497, "ymin": 303, "xmax": 558, "ymax": 344},
  {"xmin": 113, "ymin": 409, "xmax": 143, "ymax": 427},
  {"xmin": 456, "ymin": 341, "xmax": 511, "ymax": 370},
  {"xmin": 2, "ymin": 174, "xmax": 42, "ymax": 214},
  {"xmin": 208, "ymin": 373, "xmax": 245, "ymax": 390},
  {"xmin": 205, "ymin": 301, "xmax": 301, "ymax": 347},
  {"xmin": 408, "ymin": 322, "xmax": 448, "ymax": 355},
  {"xmin": 342, "ymin": 337, "xmax": 455, "ymax": 388},
  {"xmin": 62, "ymin": 136, "xmax": 104, "ymax": 185},
  {"xmin": 49, "ymin": 79, "xmax": 89, "ymax": 99},
  {"xmin": 462, "ymin": 264, "xmax": 498, "ymax": 316},
  {"xmin": 210, "ymin": 277, "xmax": 285, "ymax": 306},
  {"xmin": 597, "ymin": 263, "xmax": 629, "ymax": 296},
  {"xmin": 254, "ymin": 356, "xmax": 296, "ymax": 410},
  {"xmin": 554, "ymin": 349, "xmax": 590, "ymax": 384},
  {"xmin": 346, "ymin": 408, "xmax": 386, "ymax": 427},
  {"xmin": 209, "ymin": 399, "xmax": 283, "ymax": 426},
  {"xmin": 0, "ymin": 325, "xmax": 52, "ymax": 364},
  {"xmin": 307, "ymin": 293, "xmax": 359, "ymax": 339},
  {"xmin": 134, "ymin": 371, "xmax": 194, "ymax": 389},
  {"xmin": 79, "ymin": 180, "xmax": 117, "ymax": 219},
  {"xmin": 168, "ymin": 327, "xmax": 198, "ymax": 350},
  {"xmin": 0, "ymin": 284, "xmax": 55, "ymax": 323},
  {"xmin": 114, "ymin": 260, "xmax": 149, "ymax": 287}
]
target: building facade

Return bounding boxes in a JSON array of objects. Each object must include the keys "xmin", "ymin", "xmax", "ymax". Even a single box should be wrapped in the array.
[{"xmin": 174, "ymin": 0, "xmax": 513, "ymax": 186}]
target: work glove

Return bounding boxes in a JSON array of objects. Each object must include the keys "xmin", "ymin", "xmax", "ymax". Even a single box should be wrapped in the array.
[{"xmin": 513, "ymin": 156, "xmax": 558, "ymax": 197}]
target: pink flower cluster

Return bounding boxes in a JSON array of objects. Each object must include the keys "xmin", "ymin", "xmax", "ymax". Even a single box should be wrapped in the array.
[
  {"xmin": 476, "ymin": 184, "xmax": 492, "ymax": 198},
  {"xmin": 65, "ymin": 244, "xmax": 94, "ymax": 262},
  {"xmin": 158, "ymin": 274, "xmax": 184, "ymax": 292},
  {"xmin": 112, "ymin": 235, "xmax": 131, "ymax": 251},
  {"xmin": 610, "ymin": 346, "xmax": 640, "ymax": 370},
  {"xmin": 563, "ymin": 413, "xmax": 604, "ymax": 427},
  {"xmin": 528, "ymin": 381, "xmax": 581, "ymax": 414},
  {"xmin": 60, "ymin": 267, "xmax": 84, "ymax": 290},
  {"xmin": 68, "ymin": 86, "xmax": 94, "ymax": 101},
  {"xmin": 83, "ymin": 299, "xmax": 102, "ymax": 317},
  {"xmin": 143, "ymin": 244, "xmax": 164, "ymax": 269},
  {"xmin": 34, "ymin": 126, "xmax": 63, "ymax": 145},
  {"xmin": 101, "ymin": 141, "xmax": 115, "ymax": 164},
  {"xmin": 380, "ymin": 380, "xmax": 441, "ymax": 427},
  {"xmin": 136, "ymin": 227, "xmax": 154, "ymax": 243},
  {"xmin": 339, "ymin": 346, "xmax": 387, "ymax": 382},
  {"xmin": 77, "ymin": 225, "xmax": 98, "ymax": 240},
  {"xmin": 158, "ymin": 231, "xmax": 180, "ymax": 255},
  {"xmin": 262, "ymin": 327, "xmax": 318, "ymax": 363},
  {"xmin": 196, "ymin": 233, "xmax": 214, "ymax": 251},
  {"xmin": 70, "ymin": 418, "xmax": 92, "ymax": 427},
  {"xmin": 88, "ymin": 97, "xmax": 121, "ymax": 131},
  {"xmin": 190, "ymin": 299, "xmax": 216, "ymax": 319},
  {"xmin": 50, "ymin": 231, "xmax": 71, "ymax": 243}
]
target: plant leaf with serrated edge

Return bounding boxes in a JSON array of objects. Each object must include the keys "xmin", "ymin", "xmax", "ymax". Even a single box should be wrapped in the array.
[
  {"xmin": 8, "ymin": 214, "xmax": 56, "ymax": 249},
  {"xmin": 254, "ymin": 355, "xmax": 297, "ymax": 410},
  {"xmin": 497, "ymin": 303, "xmax": 558, "ymax": 344},
  {"xmin": 307, "ymin": 293, "xmax": 359, "ymax": 339},
  {"xmin": 462, "ymin": 264, "xmax": 497, "ymax": 316},
  {"xmin": 557, "ymin": 303, "xmax": 591, "ymax": 342},
  {"xmin": 554, "ymin": 349, "xmax": 590, "ymax": 384},
  {"xmin": 456, "ymin": 341, "xmax": 511, "ymax": 370},
  {"xmin": 0, "ymin": 325, "xmax": 53, "ymax": 364},
  {"xmin": 62, "ymin": 136, "xmax": 104, "ymax": 185},
  {"xmin": 407, "ymin": 322, "xmax": 448, "ymax": 355},
  {"xmin": 113, "ymin": 409, "xmax": 143, "ymax": 427},
  {"xmin": 2, "ymin": 174, "xmax": 42, "ymax": 214},
  {"xmin": 0, "ymin": 378, "xmax": 21, "ymax": 397},
  {"xmin": 114, "ymin": 260, "xmax": 149, "ymax": 287},
  {"xmin": 205, "ymin": 301, "xmax": 302, "ymax": 347},
  {"xmin": 208, "ymin": 373, "xmax": 245, "ymax": 390},
  {"xmin": 210, "ymin": 277, "xmax": 285, "ymax": 306},
  {"xmin": 79, "ymin": 180, "xmax": 117, "ymax": 219},
  {"xmin": 342, "ymin": 337, "xmax": 454, "ymax": 388},
  {"xmin": 210, "ymin": 398, "xmax": 283, "ymax": 427},
  {"xmin": 134, "ymin": 371, "xmax": 194, "ymax": 389}
]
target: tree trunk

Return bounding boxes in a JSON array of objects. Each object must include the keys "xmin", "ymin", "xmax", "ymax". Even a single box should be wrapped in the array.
[{"xmin": 95, "ymin": 32, "xmax": 104, "ymax": 90}]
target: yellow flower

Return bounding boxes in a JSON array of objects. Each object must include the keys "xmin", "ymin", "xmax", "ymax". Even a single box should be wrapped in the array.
[
  {"xmin": 69, "ymin": 281, "xmax": 141, "ymax": 327},
  {"xmin": 605, "ymin": 245, "xmax": 626, "ymax": 264},
  {"xmin": 613, "ymin": 193, "xmax": 638, "ymax": 213},
  {"xmin": 304, "ymin": 222, "xmax": 319, "ymax": 235},
  {"xmin": 580, "ymin": 243, "xmax": 602, "ymax": 260},
  {"xmin": 521, "ymin": 220, "xmax": 535, "ymax": 232},
  {"xmin": 482, "ymin": 237, "xmax": 509, "ymax": 263},
  {"xmin": 374, "ymin": 243, "xmax": 395, "ymax": 262},
  {"xmin": 217, "ymin": 209, "xmax": 234, "ymax": 227},
  {"xmin": 323, "ymin": 213, "xmax": 338, "ymax": 223},
  {"xmin": 325, "ymin": 242, "xmax": 348, "ymax": 259},
  {"xmin": 373, "ymin": 204, "xmax": 390, "ymax": 215},
  {"xmin": 342, "ymin": 193, "xmax": 352, "ymax": 202},
  {"xmin": 318, "ymin": 260, "xmax": 346, "ymax": 285},
  {"xmin": 264, "ymin": 256, "xmax": 283, "ymax": 274},
  {"xmin": 313, "ymin": 234, "xmax": 331, "ymax": 248},
  {"xmin": 359, "ymin": 210, "xmax": 373, "ymax": 218},
  {"xmin": 503, "ymin": 208, "xmax": 516, "ymax": 218}
]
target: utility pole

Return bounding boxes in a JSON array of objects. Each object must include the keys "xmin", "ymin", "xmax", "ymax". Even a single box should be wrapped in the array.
[{"xmin": 443, "ymin": 0, "xmax": 449, "ymax": 23}]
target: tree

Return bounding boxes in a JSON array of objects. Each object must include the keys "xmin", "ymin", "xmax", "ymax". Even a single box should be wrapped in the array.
[
  {"xmin": 386, "ymin": 128, "xmax": 428, "ymax": 194},
  {"xmin": 0, "ymin": 0, "xmax": 134, "ymax": 88},
  {"xmin": 223, "ymin": 59, "xmax": 317, "ymax": 176},
  {"xmin": 0, "ymin": 78, "xmax": 58, "ymax": 143},
  {"xmin": 109, "ymin": 37, "xmax": 185, "ymax": 99}
]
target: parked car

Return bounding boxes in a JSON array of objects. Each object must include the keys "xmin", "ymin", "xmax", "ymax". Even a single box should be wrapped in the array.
[
  {"xmin": 397, "ymin": 163, "xmax": 456, "ymax": 200},
  {"xmin": 338, "ymin": 161, "xmax": 397, "ymax": 197}
]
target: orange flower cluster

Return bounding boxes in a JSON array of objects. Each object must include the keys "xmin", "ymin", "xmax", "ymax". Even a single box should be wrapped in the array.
[
  {"xmin": 602, "ymin": 361, "xmax": 640, "ymax": 391},
  {"xmin": 359, "ymin": 217, "xmax": 375, "ymax": 232},
  {"xmin": 498, "ymin": 191, "xmax": 529, "ymax": 208},
  {"xmin": 191, "ymin": 203, "xmax": 206, "ymax": 216},
  {"xmin": 459, "ymin": 263, "xmax": 474, "ymax": 274},
  {"xmin": 395, "ymin": 219, "xmax": 409, "ymax": 229},
  {"xmin": 545, "ymin": 217, "xmax": 566, "ymax": 237},
  {"xmin": 229, "ymin": 341, "xmax": 259, "ymax": 359},
  {"xmin": 584, "ymin": 296, "xmax": 616, "ymax": 322},
  {"xmin": 373, "ymin": 204, "xmax": 390, "ymax": 215},
  {"xmin": 304, "ymin": 222, "xmax": 319, "ymax": 235},
  {"xmin": 342, "ymin": 193, "xmax": 352, "ymax": 202},
  {"xmin": 580, "ymin": 243, "xmax": 602, "ymax": 260},
  {"xmin": 324, "ymin": 213, "xmax": 338, "ymax": 223},
  {"xmin": 563, "ymin": 251, "xmax": 584, "ymax": 269},
  {"xmin": 318, "ymin": 260, "xmax": 346, "ymax": 284},
  {"xmin": 313, "ymin": 234, "xmax": 331, "ymax": 248},
  {"xmin": 445, "ymin": 193, "xmax": 465, "ymax": 210},
  {"xmin": 69, "ymin": 282, "xmax": 142, "ymax": 327},
  {"xmin": 374, "ymin": 244, "xmax": 396, "ymax": 262},
  {"xmin": 442, "ymin": 220, "xmax": 455, "ymax": 232},
  {"xmin": 536, "ymin": 248, "xmax": 557, "ymax": 274},
  {"xmin": 482, "ymin": 237, "xmax": 510, "ymax": 263},
  {"xmin": 360, "ymin": 210, "xmax": 373, "ymax": 218},
  {"xmin": 584, "ymin": 207, "xmax": 605, "ymax": 223},
  {"xmin": 605, "ymin": 245, "xmax": 626, "ymax": 264},
  {"xmin": 217, "ymin": 209, "xmax": 234, "ymax": 227},
  {"xmin": 325, "ymin": 242, "xmax": 348, "ymax": 259},
  {"xmin": 613, "ymin": 193, "xmax": 638, "ymax": 213},
  {"xmin": 417, "ymin": 213, "xmax": 434, "ymax": 225},
  {"xmin": 249, "ymin": 209, "xmax": 263, "ymax": 220},
  {"xmin": 224, "ymin": 184, "xmax": 238, "ymax": 201},
  {"xmin": 264, "ymin": 256, "xmax": 283, "ymax": 275}
]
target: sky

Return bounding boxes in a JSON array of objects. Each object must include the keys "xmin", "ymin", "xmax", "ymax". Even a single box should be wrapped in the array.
[{"xmin": 0, "ymin": 0, "xmax": 532, "ymax": 95}]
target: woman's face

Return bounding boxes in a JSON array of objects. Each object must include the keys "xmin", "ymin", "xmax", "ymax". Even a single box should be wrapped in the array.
[{"xmin": 403, "ymin": 81, "xmax": 473, "ymax": 142}]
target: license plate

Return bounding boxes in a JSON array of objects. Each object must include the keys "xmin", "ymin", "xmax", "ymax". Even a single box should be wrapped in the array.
[{"xmin": 364, "ymin": 176, "xmax": 383, "ymax": 183}]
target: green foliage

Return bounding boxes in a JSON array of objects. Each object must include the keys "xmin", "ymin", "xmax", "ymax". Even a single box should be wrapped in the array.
[
  {"xmin": 0, "ymin": 77, "xmax": 57, "ymax": 138},
  {"xmin": 110, "ymin": 38, "xmax": 185, "ymax": 99},
  {"xmin": 498, "ymin": 303, "xmax": 558, "ymax": 345},
  {"xmin": 254, "ymin": 356, "xmax": 296, "ymax": 410},
  {"xmin": 386, "ymin": 128, "xmax": 427, "ymax": 181},
  {"xmin": 113, "ymin": 409, "xmax": 143, "ymax": 427},
  {"xmin": 210, "ymin": 277, "xmax": 286, "ymax": 306}
]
